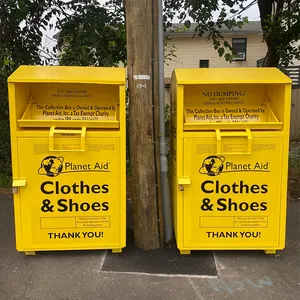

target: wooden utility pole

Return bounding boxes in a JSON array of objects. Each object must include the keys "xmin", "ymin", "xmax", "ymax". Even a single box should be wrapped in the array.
[{"xmin": 125, "ymin": 0, "xmax": 161, "ymax": 249}]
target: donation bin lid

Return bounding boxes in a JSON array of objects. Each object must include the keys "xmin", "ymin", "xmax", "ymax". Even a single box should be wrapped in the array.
[
  {"xmin": 173, "ymin": 68, "xmax": 292, "ymax": 85},
  {"xmin": 8, "ymin": 65, "xmax": 125, "ymax": 84}
]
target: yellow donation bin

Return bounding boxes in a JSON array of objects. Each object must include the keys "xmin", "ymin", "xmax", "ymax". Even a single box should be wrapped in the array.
[
  {"xmin": 170, "ymin": 68, "xmax": 292, "ymax": 255},
  {"xmin": 8, "ymin": 66, "xmax": 126, "ymax": 254}
]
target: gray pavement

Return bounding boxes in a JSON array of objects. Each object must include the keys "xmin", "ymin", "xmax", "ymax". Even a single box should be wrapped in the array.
[{"xmin": 0, "ymin": 193, "xmax": 299, "ymax": 300}]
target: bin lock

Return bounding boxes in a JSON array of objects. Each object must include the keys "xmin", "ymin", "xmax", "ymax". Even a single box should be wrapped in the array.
[
  {"xmin": 178, "ymin": 177, "xmax": 191, "ymax": 191},
  {"xmin": 12, "ymin": 178, "xmax": 27, "ymax": 194},
  {"xmin": 49, "ymin": 126, "xmax": 87, "ymax": 152},
  {"xmin": 216, "ymin": 129, "xmax": 252, "ymax": 155}
]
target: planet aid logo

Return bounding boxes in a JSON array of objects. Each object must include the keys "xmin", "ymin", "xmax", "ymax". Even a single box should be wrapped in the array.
[
  {"xmin": 38, "ymin": 156, "xmax": 110, "ymax": 177},
  {"xmin": 38, "ymin": 156, "xmax": 64, "ymax": 177},
  {"xmin": 199, "ymin": 156, "xmax": 225, "ymax": 176},
  {"xmin": 199, "ymin": 155, "xmax": 270, "ymax": 176}
]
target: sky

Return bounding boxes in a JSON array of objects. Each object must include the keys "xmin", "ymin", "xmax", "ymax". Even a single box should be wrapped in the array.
[{"xmin": 234, "ymin": 0, "xmax": 260, "ymax": 20}]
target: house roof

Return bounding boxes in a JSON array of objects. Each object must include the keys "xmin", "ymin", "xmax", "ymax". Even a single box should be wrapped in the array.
[{"xmin": 165, "ymin": 21, "xmax": 262, "ymax": 37}]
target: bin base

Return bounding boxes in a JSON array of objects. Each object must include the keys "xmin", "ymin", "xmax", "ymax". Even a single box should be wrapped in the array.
[
  {"xmin": 178, "ymin": 249, "xmax": 277, "ymax": 255},
  {"xmin": 264, "ymin": 250, "xmax": 277, "ymax": 255},
  {"xmin": 25, "ymin": 251, "xmax": 36, "ymax": 256},
  {"xmin": 112, "ymin": 248, "xmax": 122, "ymax": 254},
  {"xmin": 180, "ymin": 250, "xmax": 191, "ymax": 255}
]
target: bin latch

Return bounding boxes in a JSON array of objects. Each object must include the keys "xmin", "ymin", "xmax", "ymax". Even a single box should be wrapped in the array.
[
  {"xmin": 177, "ymin": 177, "xmax": 191, "ymax": 191},
  {"xmin": 12, "ymin": 178, "xmax": 27, "ymax": 194}
]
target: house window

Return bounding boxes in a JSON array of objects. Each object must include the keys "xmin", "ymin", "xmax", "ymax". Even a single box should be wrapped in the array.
[
  {"xmin": 232, "ymin": 38, "xmax": 247, "ymax": 61},
  {"xmin": 199, "ymin": 60, "xmax": 209, "ymax": 68}
]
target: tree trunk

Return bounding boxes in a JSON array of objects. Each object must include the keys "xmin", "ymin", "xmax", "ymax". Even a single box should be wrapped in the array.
[
  {"xmin": 125, "ymin": 0, "xmax": 161, "ymax": 250},
  {"xmin": 264, "ymin": 40, "xmax": 281, "ymax": 67},
  {"xmin": 258, "ymin": 0, "xmax": 281, "ymax": 67}
]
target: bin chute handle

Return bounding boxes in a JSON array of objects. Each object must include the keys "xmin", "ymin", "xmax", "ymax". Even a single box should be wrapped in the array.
[
  {"xmin": 215, "ymin": 129, "xmax": 252, "ymax": 155},
  {"xmin": 49, "ymin": 127, "xmax": 86, "ymax": 152}
]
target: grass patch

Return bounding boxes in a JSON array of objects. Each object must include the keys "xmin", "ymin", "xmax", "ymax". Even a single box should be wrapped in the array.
[
  {"xmin": 288, "ymin": 142, "xmax": 300, "ymax": 201},
  {"xmin": 0, "ymin": 173, "xmax": 11, "ymax": 194},
  {"xmin": 0, "ymin": 173, "xmax": 11, "ymax": 187}
]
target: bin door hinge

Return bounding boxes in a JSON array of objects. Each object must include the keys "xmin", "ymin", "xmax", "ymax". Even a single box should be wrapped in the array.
[
  {"xmin": 12, "ymin": 178, "xmax": 27, "ymax": 194},
  {"xmin": 177, "ymin": 177, "xmax": 191, "ymax": 191}
]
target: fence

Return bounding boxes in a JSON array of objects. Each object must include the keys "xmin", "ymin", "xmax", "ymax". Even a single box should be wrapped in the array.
[
  {"xmin": 283, "ymin": 66, "xmax": 300, "ymax": 89},
  {"xmin": 285, "ymin": 66, "xmax": 300, "ymax": 139}
]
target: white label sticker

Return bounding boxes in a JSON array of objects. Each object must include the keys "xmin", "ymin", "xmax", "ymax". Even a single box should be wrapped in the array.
[{"xmin": 133, "ymin": 75, "xmax": 151, "ymax": 80}]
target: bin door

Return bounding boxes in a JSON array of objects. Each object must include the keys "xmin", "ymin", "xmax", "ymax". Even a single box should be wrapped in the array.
[
  {"xmin": 183, "ymin": 134, "xmax": 283, "ymax": 250},
  {"xmin": 16, "ymin": 136, "xmax": 123, "ymax": 251}
]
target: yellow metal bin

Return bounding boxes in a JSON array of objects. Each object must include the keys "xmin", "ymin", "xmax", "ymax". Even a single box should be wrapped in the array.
[
  {"xmin": 8, "ymin": 66, "xmax": 126, "ymax": 254},
  {"xmin": 170, "ymin": 68, "xmax": 292, "ymax": 255}
]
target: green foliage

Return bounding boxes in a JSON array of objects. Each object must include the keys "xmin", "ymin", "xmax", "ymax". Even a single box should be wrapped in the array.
[
  {"xmin": 0, "ymin": 94, "xmax": 11, "ymax": 185},
  {"xmin": 0, "ymin": 172, "xmax": 12, "ymax": 189},
  {"xmin": 56, "ymin": 0, "xmax": 126, "ymax": 66},
  {"xmin": 288, "ymin": 143, "xmax": 300, "ymax": 200},
  {"xmin": 0, "ymin": 0, "xmax": 48, "ymax": 76},
  {"xmin": 164, "ymin": 38, "xmax": 178, "ymax": 65},
  {"xmin": 164, "ymin": 104, "xmax": 171, "ymax": 139}
]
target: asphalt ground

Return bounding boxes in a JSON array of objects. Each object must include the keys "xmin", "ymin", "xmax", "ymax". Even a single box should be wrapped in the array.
[
  {"xmin": 0, "ymin": 194, "xmax": 299, "ymax": 300},
  {"xmin": 102, "ymin": 228, "xmax": 217, "ymax": 276}
]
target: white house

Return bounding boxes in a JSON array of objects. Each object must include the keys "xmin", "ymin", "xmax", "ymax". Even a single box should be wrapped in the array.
[{"xmin": 164, "ymin": 21, "xmax": 268, "ymax": 79}]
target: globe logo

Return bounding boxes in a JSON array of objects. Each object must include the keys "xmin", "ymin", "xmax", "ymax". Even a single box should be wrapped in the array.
[
  {"xmin": 199, "ymin": 155, "xmax": 225, "ymax": 176},
  {"xmin": 38, "ymin": 156, "xmax": 64, "ymax": 177}
]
